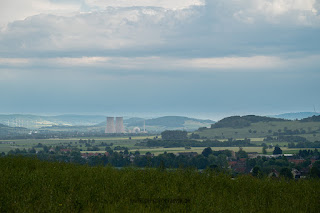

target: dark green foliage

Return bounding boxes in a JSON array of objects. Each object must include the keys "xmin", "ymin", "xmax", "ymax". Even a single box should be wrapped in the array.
[
  {"xmin": 236, "ymin": 147, "xmax": 248, "ymax": 158},
  {"xmin": 87, "ymin": 146, "xmax": 100, "ymax": 151},
  {"xmin": 161, "ymin": 130, "xmax": 188, "ymax": 140},
  {"xmin": 300, "ymin": 115, "xmax": 320, "ymax": 122},
  {"xmin": 212, "ymin": 116, "xmax": 251, "ymax": 128},
  {"xmin": 134, "ymin": 151, "xmax": 140, "ymax": 156},
  {"xmin": 280, "ymin": 168, "xmax": 293, "ymax": 179},
  {"xmin": 252, "ymin": 166, "xmax": 263, "ymax": 178},
  {"xmin": 124, "ymin": 149, "xmax": 129, "ymax": 155},
  {"xmin": 288, "ymin": 141, "xmax": 320, "ymax": 148},
  {"xmin": 137, "ymin": 138, "xmax": 255, "ymax": 148},
  {"xmin": 265, "ymin": 135, "xmax": 308, "ymax": 142},
  {"xmin": 113, "ymin": 146, "xmax": 128, "ymax": 150},
  {"xmin": 190, "ymin": 133, "xmax": 200, "ymax": 139},
  {"xmin": 273, "ymin": 146, "xmax": 283, "ymax": 155},
  {"xmin": 202, "ymin": 147, "xmax": 213, "ymax": 157},
  {"xmin": 296, "ymin": 149, "xmax": 319, "ymax": 158},
  {"xmin": 262, "ymin": 147, "xmax": 267, "ymax": 154},
  {"xmin": 310, "ymin": 167, "xmax": 320, "ymax": 178},
  {"xmin": 310, "ymin": 161, "xmax": 320, "ymax": 178},
  {"xmin": 1, "ymin": 157, "xmax": 320, "ymax": 212}
]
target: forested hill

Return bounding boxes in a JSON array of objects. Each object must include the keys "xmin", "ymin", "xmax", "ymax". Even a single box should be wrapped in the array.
[
  {"xmin": 211, "ymin": 115, "xmax": 285, "ymax": 129},
  {"xmin": 300, "ymin": 115, "xmax": 320, "ymax": 122}
]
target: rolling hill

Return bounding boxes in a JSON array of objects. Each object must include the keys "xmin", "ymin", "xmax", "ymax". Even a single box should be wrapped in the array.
[
  {"xmin": 95, "ymin": 116, "xmax": 215, "ymax": 132},
  {"xmin": 196, "ymin": 115, "xmax": 320, "ymax": 142},
  {"xmin": 0, "ymin": 114, "xmax": 214, "ymax": 132},
  {"xmin": 0, "ymin": 114, "xmax": 106, "ymax": 129}
]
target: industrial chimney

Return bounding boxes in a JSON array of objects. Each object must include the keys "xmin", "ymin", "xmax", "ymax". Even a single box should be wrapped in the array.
[
  {"xmin": 105, "ymin": 117, "xmax": 115, "ymax": 134},
  {"xmin": 115, "ymin": 117, "xmax": 125, "ymax": 133}
]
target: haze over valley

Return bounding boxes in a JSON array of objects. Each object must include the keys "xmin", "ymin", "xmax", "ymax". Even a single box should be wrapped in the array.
[{"xmin": 1, "ymin": 0, "xmax": 320, "ymax": 212}]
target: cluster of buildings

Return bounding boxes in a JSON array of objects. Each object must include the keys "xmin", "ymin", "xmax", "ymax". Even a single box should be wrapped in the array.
[
  {"xmin": 105, "ymin": 117, "xmax": 125, "ymax": 134},
  {"xmin": 228, "ymin": 153, "xmax": 318, "ymax": 179},
  {"xmin": 105, "ymin": 117, "xmax": 147, "ymax": 134}
]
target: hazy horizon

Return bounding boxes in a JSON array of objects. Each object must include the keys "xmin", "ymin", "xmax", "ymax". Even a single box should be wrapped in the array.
[
  {"xmin": 1, "ymin": 0, "xmax": 319, "ymax": 119},
  {"xmin": 0, "ymin": 110, "xmax": 319, "ymax": 122}
]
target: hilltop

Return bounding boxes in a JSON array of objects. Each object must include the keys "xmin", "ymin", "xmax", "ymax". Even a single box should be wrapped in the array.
[
  {"xmin": 211, "ymin": 115, "xmax": 285, "ymax": 129},
  {"xmin": 196, "ymin": 115, "xmax": 320, "ymax": 142},
  {"xmin": 272, "ymin": 112, "xmax": 320, "ymax": 120}
]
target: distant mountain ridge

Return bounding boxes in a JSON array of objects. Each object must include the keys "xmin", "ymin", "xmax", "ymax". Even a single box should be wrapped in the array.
[
  {"xmin": 0, "ymin": 114, "xmax": 215, "ymax": 132},
  {"xmin": 97, "ymin": 116, "xmax": 215, "ymax": 132},
  {"xmin": 272, "ymin": 112, "xmax": 320, "ymax": 120},
  {"xmin": 0, "ymin": 114, "xmax": 107, "ymax": 128},
  {"xmin": 127, "ymin": 116, "xmax": 214, "ymax": 128}
]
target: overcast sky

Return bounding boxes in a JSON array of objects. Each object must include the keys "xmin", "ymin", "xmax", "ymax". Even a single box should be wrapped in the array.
[{"xmin": 0, "ymin": 0, "xmax": 320, "ymax": 120}]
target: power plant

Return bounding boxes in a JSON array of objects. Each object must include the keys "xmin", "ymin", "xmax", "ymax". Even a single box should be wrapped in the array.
[
  {"xmin": 115, "ymin": 117, "xmax": 125, "ymax": 133},
  {"xmin": 105, "ymin": 117, "xmax": 125, "ymax": 134},
  {"xmin": 105, "ymin": 116, "xmax": 147, "ymax": 134},
  {"xmin": 105, "ymin": 117, "xmax": 116, "ymax": 133}
]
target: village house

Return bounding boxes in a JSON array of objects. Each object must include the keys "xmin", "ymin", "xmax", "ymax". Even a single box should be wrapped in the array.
[
  {"xmin": 291, "ymin": 168, "xmax": 301, "ymax": 179},
  {"xmin": 228, "ymin": 158, "xmax": 247, "ymax": 173}
]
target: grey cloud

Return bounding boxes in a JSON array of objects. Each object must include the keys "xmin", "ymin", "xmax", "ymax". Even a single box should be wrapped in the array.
[{"xmin": 0, "ymin": 1, "xmax": 319, "ymax": 59}]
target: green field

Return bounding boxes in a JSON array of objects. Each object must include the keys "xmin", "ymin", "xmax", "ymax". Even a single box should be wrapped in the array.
[
  {"xmin": 1, "ymin": 157, "xmax": 319, "ymax": 212},
  {"xmin": 197, "ymin": 121, "xmax": 320, "ymax": 141},
  {"xmin": 0, "ymin": 136, "xmax": 157, "ymax": 153},
  {"xmin": 0, "ymin": 135, "xmax": 311, "ymax": 156}
]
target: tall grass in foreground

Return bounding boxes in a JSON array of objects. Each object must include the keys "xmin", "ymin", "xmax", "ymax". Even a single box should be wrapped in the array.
[{"xmin": 0, "ymin": 157, "xmax": 319, "ymax": 212}]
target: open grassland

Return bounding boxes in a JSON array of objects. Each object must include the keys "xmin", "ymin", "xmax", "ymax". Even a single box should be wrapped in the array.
[
  {"xmin": 197, "ymin": 121, "xmax": 320, "ymax": 141},
  {"xmin": 0, "ymin": 157, "xmax": 319, "ymax": 212},
  {"xmin": 0, "ymin": 136, "xmax": 157, "ymax": 153}
]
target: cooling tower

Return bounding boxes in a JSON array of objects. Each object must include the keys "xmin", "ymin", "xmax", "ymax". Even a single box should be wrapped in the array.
[
  {"xmin": 105, "ymin": 117, "xmax": 115, "ymax": 134},
  {"xmin": 115, "ymin": 117, "xmax": 125, "ymax": 133}
]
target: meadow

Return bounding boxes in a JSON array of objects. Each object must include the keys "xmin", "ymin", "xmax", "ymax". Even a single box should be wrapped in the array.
[{"xmin": 0, "ymin": 157, "xmax": 319, "ymax": 212}]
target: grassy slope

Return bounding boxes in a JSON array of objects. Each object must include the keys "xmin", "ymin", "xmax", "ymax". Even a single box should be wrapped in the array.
[
  {"xmin": 0, "ymin": 157, "xmax": 319, "ymax": 212},
  {"xmin": 197, "ymin": 121, "xmax": 320, "ymax": 141}
]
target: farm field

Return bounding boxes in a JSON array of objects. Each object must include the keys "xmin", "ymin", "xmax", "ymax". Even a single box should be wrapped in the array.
[
  {"xmin": 0, "ymin": 136, "xmax": 157, "ymax": 153},
  {"xmin": 1, "ymin": 157, "xmax": 319, "ymax": 212},
  {"xmin": 0, "ymin": 136, "xmax": 312, "ymax": 156}
]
